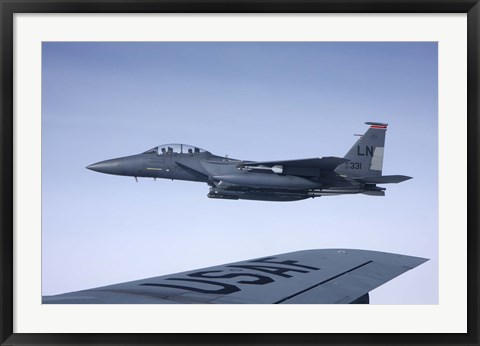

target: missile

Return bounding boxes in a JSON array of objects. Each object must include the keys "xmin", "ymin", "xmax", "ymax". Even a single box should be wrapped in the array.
[{"xmin": 239, "ymin": 164, "xmax": 283, "ymax": 174}]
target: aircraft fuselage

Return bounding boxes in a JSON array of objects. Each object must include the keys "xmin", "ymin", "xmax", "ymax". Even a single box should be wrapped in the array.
[{"xmin": 86, "ymin": 123, "xmax": 411, "ymax": 201}]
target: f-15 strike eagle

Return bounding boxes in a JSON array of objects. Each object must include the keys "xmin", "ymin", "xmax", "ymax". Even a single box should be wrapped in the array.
[
  {"xmin": 43, "ymin": 249, "xmax": 428, "ymax": 304},
  {"xmin": 87, "ymin": 122, "xmax": 411, "ymax": 201}
]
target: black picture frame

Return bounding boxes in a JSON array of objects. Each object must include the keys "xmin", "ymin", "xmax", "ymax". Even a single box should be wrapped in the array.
[{"xmin": 1, "ymin": 1, "xmax": 479, "ymax": 345}]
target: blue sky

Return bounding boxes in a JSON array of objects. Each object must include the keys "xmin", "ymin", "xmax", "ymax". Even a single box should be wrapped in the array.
[{"xmin": 42, "ymin": 42, "xmax": 438, "ymax": 304}]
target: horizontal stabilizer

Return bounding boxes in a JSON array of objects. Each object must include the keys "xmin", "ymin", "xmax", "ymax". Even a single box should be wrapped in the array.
[{"xmin": 353, "ymin": 175, "xmax": 412, "ymax": 184}]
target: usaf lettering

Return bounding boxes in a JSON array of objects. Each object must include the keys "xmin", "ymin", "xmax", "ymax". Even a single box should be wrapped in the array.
[{"xmin": 139, "ymin": 257, "xmax": 320, "ymax": 295}]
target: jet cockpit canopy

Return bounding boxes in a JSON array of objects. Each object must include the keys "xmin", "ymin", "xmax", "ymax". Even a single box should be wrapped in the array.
[{"xmin": 143, "ymin": 144, "xmax": 209, "ymax": 155}]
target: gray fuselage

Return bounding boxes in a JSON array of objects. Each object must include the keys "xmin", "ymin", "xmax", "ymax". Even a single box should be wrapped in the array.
[{"xmin": 86, "ymin": 123, "xmax": 411, "ymax": 201}]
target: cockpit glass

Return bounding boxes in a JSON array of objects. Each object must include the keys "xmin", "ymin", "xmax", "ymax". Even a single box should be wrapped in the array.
[
  {"xmin": 154, "ymin": 144, "xmax": 208, "ymax": 155},
  {"xmin": 142, "ymin": 147, "xmax": 158, "ymax": 154}
]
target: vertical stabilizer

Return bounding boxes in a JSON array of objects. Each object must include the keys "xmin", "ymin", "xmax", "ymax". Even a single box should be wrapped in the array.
[{"xmin": 335, "ymin": 122, "xmax": 388, "ymax": 178}]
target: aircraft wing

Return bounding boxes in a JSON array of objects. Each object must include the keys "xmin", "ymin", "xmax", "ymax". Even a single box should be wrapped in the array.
[
  {"xmin": 238, "ymin": 157, "xmax": 349, "ymax": 176},
  {"xmin": 42, "ymin": 249, "xmax": 427, "ymax": 304}
]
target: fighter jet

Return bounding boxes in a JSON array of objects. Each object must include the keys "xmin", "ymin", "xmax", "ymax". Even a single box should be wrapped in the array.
[
  {"xmin": 43, "ymin": 248, "xmax": 428, "ymax": 304},
  {"xmin": 87, "ymin": 122, "xmax": 411, "ymax": 201}
]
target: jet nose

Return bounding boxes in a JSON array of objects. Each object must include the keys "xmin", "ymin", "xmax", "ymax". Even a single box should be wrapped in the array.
[{"xmin": 86, "ymin": 158, "xmax": 125, "ymax": 176}]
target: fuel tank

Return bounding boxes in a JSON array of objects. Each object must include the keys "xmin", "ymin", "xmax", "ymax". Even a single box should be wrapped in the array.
[
  {"xmin": 213, "ymin": 172, "xmax": 319, "ymax": 189},
  {"xmin": 208, "ymin": 188, "xmax": 311, "ymax": 202}
]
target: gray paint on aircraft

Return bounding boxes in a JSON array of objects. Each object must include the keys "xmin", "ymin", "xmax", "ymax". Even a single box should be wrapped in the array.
[
  {"xmin": 86, "ymin": 123, "xmax": 411, "ymax": 201},
  {"xmin": 42, "ymin": 249, "xmax": 428, "ymax": 304}
]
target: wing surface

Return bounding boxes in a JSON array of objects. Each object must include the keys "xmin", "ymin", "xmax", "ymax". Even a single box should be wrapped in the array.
[
  {"xmin": 42, "ymin": 249, "xmax": 427, "ymax": 304},
  {"xmin": 239, "ymin": 157, "xmax": 348, "ymax": 171}
]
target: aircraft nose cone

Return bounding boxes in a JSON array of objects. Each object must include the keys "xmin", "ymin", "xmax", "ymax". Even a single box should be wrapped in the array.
[{"xmin": 86, "ymin": 158, "xmax": 125, "ymax": 175}]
